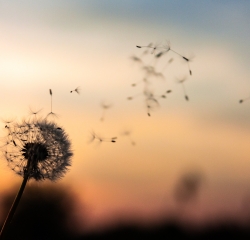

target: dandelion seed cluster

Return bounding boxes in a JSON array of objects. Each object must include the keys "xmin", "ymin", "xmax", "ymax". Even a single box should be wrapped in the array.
[
  {"xmin": 130, "ymin": 40, "xmax": 193, "ymax": 115},
  {"xmin": 2, "ymin": 119, "xmax": 73, "ymax": 181}
]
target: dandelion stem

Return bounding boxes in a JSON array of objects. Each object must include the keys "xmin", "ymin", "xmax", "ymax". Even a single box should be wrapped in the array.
[
  {"xmin": 0, "ymin": 161, "xmax": 31, "ymax": 239},
  {"xmin": 170, "ymin": 48, "xmax": 183, "ymax": 58},
  {"xmin": 51, "ymin": 94, "xmax": 52, "ymax": 113}
]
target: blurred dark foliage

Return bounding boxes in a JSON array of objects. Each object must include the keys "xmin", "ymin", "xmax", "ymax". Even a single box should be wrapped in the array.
[
  {"xmin": 82, "ymin": 221, "xmax": 250, "ymax": 240},
  {"xmin": 1, "ymin": 183, "xmax": 250, "ymax": 239},
  {"xmin": 174, "ymin": 171, "xmax": 203, "ymax": 204},
  {"xmin": 0, "ymin": 183, "xmax": 80, "ymax": 240}
]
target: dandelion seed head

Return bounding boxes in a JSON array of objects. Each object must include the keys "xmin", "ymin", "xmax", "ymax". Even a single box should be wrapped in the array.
[{"xmin": 1, "ymin": 118, "xmax": 73, "ymax": 181}]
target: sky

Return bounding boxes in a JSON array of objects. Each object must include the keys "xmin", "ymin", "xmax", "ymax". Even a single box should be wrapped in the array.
[{"xmin": 1, "ymin": 0, "xmax": 250, "ymax": 233}]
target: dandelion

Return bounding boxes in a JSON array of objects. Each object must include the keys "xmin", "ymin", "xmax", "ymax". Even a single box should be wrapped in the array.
[
  {"xmin": 2, "ymin": 118, "xmax": 72, "ymax": 180},
  {"xmin": 0, "ymin": 118, "xmax": 73, "ymax": 238}
]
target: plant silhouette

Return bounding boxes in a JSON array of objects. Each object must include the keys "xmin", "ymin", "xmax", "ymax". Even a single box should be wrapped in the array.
[{"xmin": 0, "ymin": 184, "xmax": 79, "ymax": 240}]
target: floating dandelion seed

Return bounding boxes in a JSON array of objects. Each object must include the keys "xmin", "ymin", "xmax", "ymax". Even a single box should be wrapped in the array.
[
  {"xmin": 127, "ymin": 91, "xmax": 145, "ymax": 101},
  {"xmin": 143, "ymin": 89, "xmax": 159, "ymax": 116},
  {"xmin": 88, "ymin": 130, "xmax": 117, "ymax": 145},
  {"xmin": 1, "ymin": 117, "xmax": 15, "ymax": 129},
  {"xmin": 136, "ymin": 42, "xmax": 163, "ymax": 55},
  {"xmin": 184, "ymin": 56, "xmax": 193, "ymax": 76},
  {"xmin": 130, "ymin": 55, "xmax": 143, "ymax": 64},
  {"xmin": 127, "ymin": 83, "xmax": 150, "ymax": 101},
  {"xmin": 155, "ymin": 51, "xmax": 167, "ymax": 59},
  {"xmin": 100, "ymin": 101, "xmax": 112, "ymax": 121},
  {"xmin": 132, "ymin": 40, "xmax": 195, "ymax": 116},
  {"xmin": 144, "ymin": 88, "xmax": 172, "ymax": 116},
  {"xmin": 137, "ymin": 40, "xmax": 193, "ymax": 75},
  {"xmin": 176, "ymin": 76, "xmax": 189, "ymax": 101},
  {"xmin": 29, "ymin": 107, "xmax": 43, "ymax": 120},
  {"xmin": 131, "ymin": 78, "xmax": 148, "ymax": 87},
  {"xmin": 121, "ymin": 129, "xmax": 136, "ymax": 146},
  {"xmin": 165, "ymin": 41, "xmax": 193, "ymax": 76},
  {"xmin": 157, "ymin": 89, "xmax": 172, "ymax": 99},
  {"xmin": 239, "ymin": 96, "xmax": 250, "ymax": 104},
  {"xmin": 142, "ymin": 65, "xmax": 165, "ymax": 80},
  {"xmin": 70, "ymin": 86, "xmax": 80, "ymax": 94},
  {"xmin": 127, "ymin": 86, "xmax": 170, "ymax": 116},
  {"xmin": 168, "ymin": 58, "xmax": 174, "ymax": 64},
  {"xmin": 0, "ymin": 118, "xmax": 73, "ymax": 238},
  {"xmin": 136, "ymin": 42, "xmax": 154, "ymax": 55},
  {"xmin": 131, "ymin": 78, "xmax": 148, "ymax": 88},
  {"xmin": 161, "ymin": 58, "xmax": 174, "ymax": 72},
  {"xmin": 146, "ymin": 96, "xmax": 159, "ymax": 116},
  {"xmin": 46, "ymin": 89, "xmax": 58, "ymax": 119}
]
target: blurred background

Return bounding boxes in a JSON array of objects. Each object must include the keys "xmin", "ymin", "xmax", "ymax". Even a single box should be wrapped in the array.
[{"xmin": 1, "ymin": 0, "xmax": 250, "ymax": 238}]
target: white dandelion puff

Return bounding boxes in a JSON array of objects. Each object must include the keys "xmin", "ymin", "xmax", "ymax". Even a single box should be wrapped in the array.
[{"xmin": 1, "ymin": 118, "xmax": 73, "ymax": 181}]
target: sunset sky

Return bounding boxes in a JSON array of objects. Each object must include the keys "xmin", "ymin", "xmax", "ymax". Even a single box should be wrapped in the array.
[{"xmin": 1, "ymin": 0, "xmax": 250, "ymax": 233}]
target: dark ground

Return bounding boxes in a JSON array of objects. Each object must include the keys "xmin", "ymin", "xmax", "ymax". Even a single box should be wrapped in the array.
[{"xmin": 1, "ymin": 184, "xmax": 250, "ymax": 239}]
